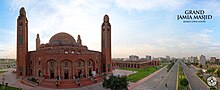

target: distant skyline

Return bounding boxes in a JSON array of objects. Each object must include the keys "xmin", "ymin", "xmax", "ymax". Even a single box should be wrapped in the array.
[{"xmin": 1, "ymin": 0, "xmax": 220, "ymax": 58}]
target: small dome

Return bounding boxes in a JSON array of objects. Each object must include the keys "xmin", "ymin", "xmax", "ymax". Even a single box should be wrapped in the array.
[{"xmin": 49, "ymin": 32, "xmax": 76, "ymax": 45}]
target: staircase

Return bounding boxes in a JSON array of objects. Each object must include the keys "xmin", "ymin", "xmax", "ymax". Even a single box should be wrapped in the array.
[
  {"xmin": 39, "ymin": 76, "xmax": 103, "ymax": 89},
  {"xmin": 39, "ymin": 79, "xmax": 56, "ymax": 88},
  {"xmin": 59, "ymin": 80, "xmax": 76, "ymax": 88}
]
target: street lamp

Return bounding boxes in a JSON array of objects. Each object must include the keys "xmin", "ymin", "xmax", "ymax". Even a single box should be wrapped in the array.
[
  {"xmin": 2, "ymin": 74, "xmax": 5, "ymax": 90},
  {"xmin": 2, "ymin": 74, "xmax": 4, "ymax": 85}
]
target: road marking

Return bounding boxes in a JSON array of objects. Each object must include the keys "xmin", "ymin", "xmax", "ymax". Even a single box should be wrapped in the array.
[
  {"xmin": 158, "ymin": 61, "xmax": 178, "ymax": 90},
  {"xmin": 176, "ymin": 61, "xmax": 179, "ymax": 90}
]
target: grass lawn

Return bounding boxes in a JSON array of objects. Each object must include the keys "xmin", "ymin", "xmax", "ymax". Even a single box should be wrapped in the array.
[
  {"xmin": 121, "ymin": 66, "xmax": 162, "ymax": 82},
  {"xmin": 0, "ymin": 71, "xmax": 7, "ymax": 74},
  {"xmin": 0, "ymin": 84, "xmax": 20, "ymax": 90},
  {"xmin": 119, "ymin": 67, "xmax": 142, "ymax": 72}
]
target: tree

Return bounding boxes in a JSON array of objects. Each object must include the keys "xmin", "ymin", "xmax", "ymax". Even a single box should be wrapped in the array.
[
  {"xmin": 102, "ymin": 74, "xmax": 129, "ymax": 90},
  {"xmin": 197, "ymin": 70, "xmax": 203, "ymax": 76},
  {"xmin": 207, "ymin": 68, "xmax": 215, "ymax": 74},
  {"xmin": 180, "ymin": 77, "xmax": 188, "ymax": 87},
  {"xmin": 217, "ymin": 69, "xmax": 220, "ymax": 77},
  {"xmin": 167, "ymin": 62, "xmax": 174, "ymax": 71}
]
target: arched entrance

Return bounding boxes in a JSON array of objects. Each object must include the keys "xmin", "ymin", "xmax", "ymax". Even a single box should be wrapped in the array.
[
  {"xmin": 38, "ymin": 70, "xmax": 41, "ymax": 77},
  {"xmin": 47, "ymin": 59, "xmax": 57, "ymax": 79},
  {"xmin": 75, "ymin": 60, "xmax": 85, "ymax": 78},
  {"xmin": 61, "ymin": 60, "xmax": 72, "ymax": 79},
  {"xmin": 87, "ymin": 59, "xmax": 95, "ymax": 76},
  {"xmin": 64, "ymin": 70, "xmax": 69, "ymax": 79},
  {"xmin": 89, "ymin": 68, "xmax": 92, "ymax": 76},
  {"xmin": 78, "ymin": 69, "xmax": 82, "ymax": 78},
  {"xmin": 50, "ymin": 70, "xmax": 54, "ymax": 78}
]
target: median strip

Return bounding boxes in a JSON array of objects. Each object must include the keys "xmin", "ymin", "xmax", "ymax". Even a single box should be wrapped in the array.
[{"xmin": 178, "ymin": 62, "xmax": 190, "ymax": 90}]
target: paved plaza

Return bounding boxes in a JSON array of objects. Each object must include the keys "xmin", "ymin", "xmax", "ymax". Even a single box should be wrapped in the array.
[
  {"xmin": 0, "ymin": 67, "xmax": 167, "ymax": 90},
  {"xmin": 0, "ymin": 68, "xmax": 137, "ymax": 90},
  {"xmin": 112, "ymin": 69, "xmax": 136, "ymax": 77},
  {"xmin": 0, "ymin": 68, "xmax": 108, "ymax": 90}
]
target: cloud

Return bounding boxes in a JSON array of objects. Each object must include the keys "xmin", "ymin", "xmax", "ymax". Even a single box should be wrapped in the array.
[
  {"xmin": 115, "ymin": 0, "xmax": 189, "ymax": 12},
  {"xmin": 4, "ymin": 0, "xmax": 220, "ymax": 59},
  {"xmin": 9, "ymin": 0, "xmax": 113, "ymax": 52},
  {"xmin": 0, "ymin": 49, "xmax": 4, "ymax": 52}
]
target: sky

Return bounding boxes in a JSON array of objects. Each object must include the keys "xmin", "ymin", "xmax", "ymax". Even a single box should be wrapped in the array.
[{"xmin": 1, "ymin": 0, "xmax": 220, "ymax": 59}]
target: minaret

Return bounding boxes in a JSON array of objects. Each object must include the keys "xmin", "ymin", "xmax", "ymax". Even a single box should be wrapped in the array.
[
  {"xmin": 36, "ymin": 34, "xmax": 40, "ymax": 50},
  {"xmin": 101, "ymin": 15, "xmax": 112, "ymax": 73},
  {"xmin": 77, "ymin": 35, "xmax": 82, "ymax": 45},
  {"xmin": 16, "ymin": 7, "xmax": 28, "ymax": 78}
]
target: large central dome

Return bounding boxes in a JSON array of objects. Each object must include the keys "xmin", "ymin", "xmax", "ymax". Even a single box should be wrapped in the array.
[{"xmin": 49, "ymin": 32, "xmax": 76, "ymax": 45}]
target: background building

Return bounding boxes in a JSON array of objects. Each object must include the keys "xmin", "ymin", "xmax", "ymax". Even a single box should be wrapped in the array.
[
  {"xmin": 146, "ymin": 55, "xmax": 151, "ymax": 60},
  {"xmin": 129, "ymin": 55, "xmax": 139, "ymax": 61},
  {"xmin": 166, "ymin": 56, "xmax": 171, "ymax": 61},
  {"xmin": 199, "ymin": 55, "xmax": 206, "ymax": 68}
]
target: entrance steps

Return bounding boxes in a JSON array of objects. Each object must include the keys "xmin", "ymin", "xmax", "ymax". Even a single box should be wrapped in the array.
[{"xmin": 39, "ymin": 76, "xmax": 103, "ymax": 89}]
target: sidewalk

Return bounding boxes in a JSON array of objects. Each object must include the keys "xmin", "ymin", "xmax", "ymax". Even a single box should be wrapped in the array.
[{"xmin": 128, "ymin": 66, "xmax": 167, "ymax": 90}]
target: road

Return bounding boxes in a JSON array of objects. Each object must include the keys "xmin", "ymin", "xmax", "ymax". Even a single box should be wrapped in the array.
[
  {"xmin": 180, "ymin": 60, "xmax": 209, "ymax": 90},
  {"xmin": 155, "ymin": 60, "xmax": 179, "ymax": 90},
  {"xmin": 133, "ymin": 65, "xmax": 168, "ymax": 90},
  {"xmin": 134, "ymin": 60, "xmax": 179, "ymax": 90}
]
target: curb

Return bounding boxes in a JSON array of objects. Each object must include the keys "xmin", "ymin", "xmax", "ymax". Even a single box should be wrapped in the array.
[
  {"xmin": 181, "ymin": 62, "xmax": 192, "ymax": 90},
  {"xmin": 195, "ymin": 74, "xmax": 210, "ymax": 89},
  {"xmin": 182, "ymin": 68, "xmax": 192, "ymax": 90},
  {"xmin": 191, "ymin": 64, "xmax": 210, "ymax": 89},
  {"xmin": 176, "ymin": 62, "xmax": 179, "ymax": 90}
]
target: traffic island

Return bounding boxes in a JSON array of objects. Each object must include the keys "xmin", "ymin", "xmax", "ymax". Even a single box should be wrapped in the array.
[{"xmin": 178, "ymin": 63, "xmax": 190, "ymax": 90}]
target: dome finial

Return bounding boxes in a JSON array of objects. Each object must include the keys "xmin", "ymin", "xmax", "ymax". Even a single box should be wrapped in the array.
[
  {"xmin": 19, "ymin": 7, "xmax": 26, "ymax": 16},
  {"xmin": 37, "ymin": 34, "xmax": 39, "ymax": 38},
  {"xmin": 77, "ymin": 34, "xmax": 82, "ymax": 45},
  {"xmin": 103, "ymin": 14, "xmax": 109, "ymax": 23}
]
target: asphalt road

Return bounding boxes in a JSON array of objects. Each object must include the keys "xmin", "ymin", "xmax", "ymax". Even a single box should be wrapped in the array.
[
  {"xmin": 155, "ymin": 60, "xmax": 179, "ymax": 90},
  {"xmin": 133, "ymin": 65, "xmax": 168, "ymax": 90},
  {"xmin": 180, "ymin": 61, "xmax": 209, "ymax": 90}
]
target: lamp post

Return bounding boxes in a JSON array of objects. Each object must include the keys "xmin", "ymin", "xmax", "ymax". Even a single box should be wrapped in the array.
[
  {"xmin": 2, "ymin": 74, "xmax": 5, "ymax": 90},
  {"xmin": 2, "ymin": 74, "xmax": 4, "ymax": 85}
]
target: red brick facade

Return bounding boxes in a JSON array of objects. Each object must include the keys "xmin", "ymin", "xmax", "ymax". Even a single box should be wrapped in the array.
[
  {"xmin": 16, "ymin": 7, "xmax": 112, "ymax": 80},
  {"xmin": 112, "ymin": 60, "xmax": 160, "ymax": 69}
]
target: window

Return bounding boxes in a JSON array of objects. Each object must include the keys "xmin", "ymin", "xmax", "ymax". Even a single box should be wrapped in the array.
[
  {"xmin": 50, "ymin": 62, "xmax": 53, "ymax": 66},
  {"xmin": 65, "ymin": 51, "xmax": 68, "ymax": 54},
  {"xmin": 39, "ymin": 61, "xmax": 41, "ymax": 65},
  {"xmin": 65, "ymin": 62, "xmax": 68, "ymax": 67},
  {"xmin": 88, "ymin": 61, "xmax": 91, "ymax": 66},
  {"xmin": 30, "ymin": 69, "xmax": 32, "ymax": 75},
  {"xmin": 78, "ymin": 61, "xmax": 81, "ymax": 67}
]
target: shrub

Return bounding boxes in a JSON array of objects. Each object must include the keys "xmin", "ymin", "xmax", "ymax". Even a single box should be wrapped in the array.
[
  {"xmin": 27, "ymin": 77, "xmax": 38, "ymax": 84},
  {"xmin": 102, "ymin": 74, "xmax": 129, "ymax": 90},
  {"xmin": 180, "ymin": 77, "xmax": 188, "ymax": 87}
]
